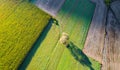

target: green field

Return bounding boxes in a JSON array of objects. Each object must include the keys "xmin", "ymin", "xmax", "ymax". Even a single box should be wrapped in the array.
[
  {"xmin": 0, "ymin": 0, "xmax": 50, "ymax": 70},
  {"xmin": 20, "ymin": 0, "xmax": 101, "ymax": 70}
]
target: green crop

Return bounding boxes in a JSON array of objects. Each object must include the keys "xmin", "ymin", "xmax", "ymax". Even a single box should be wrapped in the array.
[
  {"xmin": 24, "ymin": 0, "xmax": 101, "ymax": 70},
  {"xmin": 0, "ymin": 0, "xmax": 50, "ymax": 70}
]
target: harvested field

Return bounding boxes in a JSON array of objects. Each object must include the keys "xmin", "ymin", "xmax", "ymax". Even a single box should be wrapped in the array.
[
  {"xmin": 83, "ymin": 0, "xmax": 120, "ymax": 70},
  {"xmin": 83, "ymin": 0, "xmax": 107, "ymax": 63},
  {"xmin": 102, "ymin": 9, "xmax": 120, "ymax": 70},
  {"xmin": 31, "ymin": 0, "xmax": 66, "ymax": 16},
  {"xmin": 111, "ymin": 1, "xmax": 120, "ymax": 23}
]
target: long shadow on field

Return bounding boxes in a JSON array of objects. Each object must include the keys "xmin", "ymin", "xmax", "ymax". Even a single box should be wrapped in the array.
[
  {"xmin": 18, "ymin": 18, "xmax": 55, "ymax": 70},
  {"xmin": 67, "ymin": 42, "xmax": 94, "ymax": 70}
]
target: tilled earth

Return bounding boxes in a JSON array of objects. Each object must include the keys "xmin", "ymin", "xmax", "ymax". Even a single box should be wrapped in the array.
[
  {"xmin": 33, "ymin": 0, "xmax": 66, "ymax": 16},
  {"xmin": 83, "ymin": 0, "xmax": 120, "ymax": 70}
]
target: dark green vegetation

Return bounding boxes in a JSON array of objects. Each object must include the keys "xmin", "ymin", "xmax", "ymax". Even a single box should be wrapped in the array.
[
  {"xmin": 0, "ymin": 0, "xmax": 50, "ymax": 70},
  {"xmin": 105, "ymin": 0, "xmax": 111, "ymax": 6},
  {"xmin": 20, "ymin": 0, "xmax": 101, "ymax": 70}
]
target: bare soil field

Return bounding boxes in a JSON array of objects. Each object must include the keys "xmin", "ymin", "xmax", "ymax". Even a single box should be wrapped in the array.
[
  {"xmin": 32, "ymin": 0, "xmax": 66, "ymax": 16},
  {"xmin": 83, "ymin": 0, "xmax": 120, "ymax": 70}
]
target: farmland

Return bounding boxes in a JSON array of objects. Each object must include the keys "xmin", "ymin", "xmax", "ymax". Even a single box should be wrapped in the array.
[
  {"xmin": 31, "ymin": 0, "xmax": 65, "ymax": 16},
  {"xmin": 84, "ymin": 0, "xmax": 120, "ymax": 70},
  {"xmin": 0, "ymin": 0, "xmax": 50, "ymax": 70},
  {"xmin": 19, "ymin": 0, "xmax": 101, "ymax": 70}
]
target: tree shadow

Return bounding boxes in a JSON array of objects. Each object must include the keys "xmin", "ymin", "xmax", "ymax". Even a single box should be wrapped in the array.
[
  {"xmin": 18, "ymin": 18, "xmax": 54, "ymax": 70},
  {"xmin": 52, "ymin": 18, "xmax": 59, "ymax": 26},
  {"xmin": 67, "ymin": 42, "xmax": 94, "ymax": 70}
]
